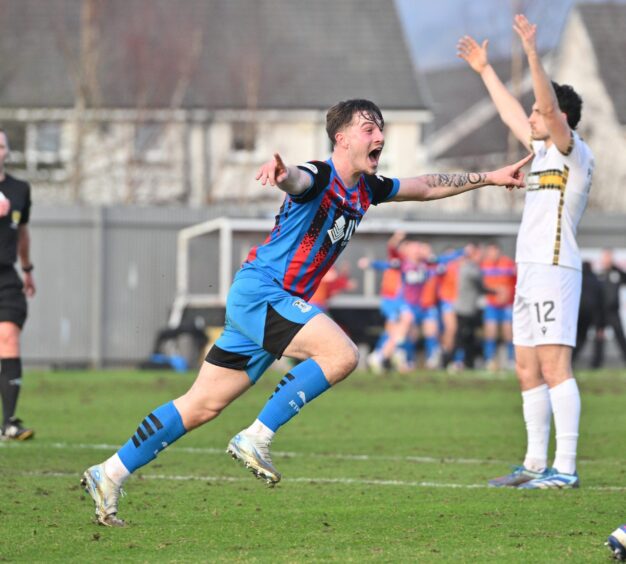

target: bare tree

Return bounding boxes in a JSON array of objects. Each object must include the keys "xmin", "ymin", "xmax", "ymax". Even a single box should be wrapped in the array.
[
  {"xmin": 52, "ymin": 0, "xmax": 204, "ymax": 204},
  {"xmin": 71, "ymin": 0, "xmax": 102, "ymax": 202},
  {"xmin": 0, "ymin": 1, "xmax": 21, "ymax": 100},
  {"xmin": 120, "ymin": 1, "xmax": 204, "ymax": 203}
]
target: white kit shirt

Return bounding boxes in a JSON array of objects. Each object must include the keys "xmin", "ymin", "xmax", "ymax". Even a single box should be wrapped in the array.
[{"xmin": 515, "ymin": 131, "xmax": 594, "ymax": 271}]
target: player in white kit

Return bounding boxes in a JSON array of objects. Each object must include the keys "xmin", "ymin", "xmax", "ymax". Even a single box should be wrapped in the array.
[{"xmin": 458, "ymin": 14, "xmax": 594, "ymax": 489}]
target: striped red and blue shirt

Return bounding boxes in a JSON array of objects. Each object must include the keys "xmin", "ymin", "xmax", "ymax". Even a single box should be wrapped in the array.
[{"xmin": 243, "ymin": 159, "xmax": 399, "ymax": 300}]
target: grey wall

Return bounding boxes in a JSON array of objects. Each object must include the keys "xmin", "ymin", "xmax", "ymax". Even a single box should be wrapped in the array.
[{"xmin": 25, "ymin": 206, "xmax": 208, "ymax": 367}]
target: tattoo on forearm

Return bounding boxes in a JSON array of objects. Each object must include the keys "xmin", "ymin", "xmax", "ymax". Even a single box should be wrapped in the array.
[{"xmin": 425, "ymin": 172, "xmax": 486, "ymax": 188}]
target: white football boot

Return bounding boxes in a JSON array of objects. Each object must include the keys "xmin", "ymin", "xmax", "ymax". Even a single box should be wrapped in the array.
[
  {"xmin": 226, "ymin": 432, "xmax": 281, "ymax": 486},
  {"xmin": 81, "ymin": 464, "xmax": 126, "ymax": 527}
]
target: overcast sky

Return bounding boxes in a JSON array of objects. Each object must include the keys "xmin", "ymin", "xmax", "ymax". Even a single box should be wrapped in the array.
[{"xmin": 395, "ymin": 0, "xmax": 626, "ymax": 70}]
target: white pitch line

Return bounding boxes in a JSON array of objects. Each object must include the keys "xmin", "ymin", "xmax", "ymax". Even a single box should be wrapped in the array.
[
  {"xmin": 17, "ymin": 471, "xmax": 626, "ymax": 492},
  {"xmin": 0, "ymin": 440, "xmax": 503, "ymax": 464},
  {"xmin": 0, "ymin": 440, "xmax": 621, "ymax": 467}
]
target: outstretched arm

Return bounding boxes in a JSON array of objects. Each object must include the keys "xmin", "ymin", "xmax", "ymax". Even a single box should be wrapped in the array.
[
  {"xmin": 255, "ymin": 153, "xmax": 313, "ymax": 195},
  {"xmin": 393, "ymin": 154, "xmax": 532, "ymax": 202},
  {"xmin": 457, "ymin": 35, "xmax": 531, "ymax": 149},
  {"xmin": 358, "ymin": 257, "xmax": 398, "ymax": 271},
  {"xmin": 514, "ymin": 14, "xmax": 572, "ymax": 153}
]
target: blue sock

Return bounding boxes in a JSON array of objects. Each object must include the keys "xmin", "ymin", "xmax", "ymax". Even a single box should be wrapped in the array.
[
  {"xmin": 258, "ymin": 359, "xmax": 330, "ymax": 432},
  {"xmin": 375, "ymin": 333, "xmax": 388, "ymax": 353},
  {"xmin": 400, "ymin": 340, "xmax": 416, "ymax": 363},
  {"xmin": 483, "ymin": 339, "xmax": 497, "ymax": 361},
  {"xmin": 117, "ymin": 401, "xmax": 186, "ymax": 473},
  {"xmin": 424, "ymin": 336, "xmax": 438, "ymax": 360},
  {"xmin": 507, "ymin": 341, "xmax": 515, "ymax": 361}
]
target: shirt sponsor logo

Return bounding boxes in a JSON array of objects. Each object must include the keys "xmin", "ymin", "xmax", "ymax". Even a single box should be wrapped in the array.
[
  {"xmin": 293, "ymin": 299, "xmax": 312, "ymax": 313},
  {"xmin": 327, "ymin": 215, "xmax": 357, "ymax": 246},
  {"xmin": 327, "ymin": 216, "xmax": 346, "ymax": 244},
  {"xmin": 11, "ymin": 210, "xmax": 20, "ymax": 229}
]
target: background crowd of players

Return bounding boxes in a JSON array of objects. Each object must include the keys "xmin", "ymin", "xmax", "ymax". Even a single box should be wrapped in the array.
[{"xmin": 310, "ymin": 232, "xmax": 626, "ymax": 373}]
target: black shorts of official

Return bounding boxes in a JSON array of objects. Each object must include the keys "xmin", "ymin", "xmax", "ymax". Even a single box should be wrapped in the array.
[{"xmin": 0, "ymin": 266, "xmax": 27, "ymax": 329}]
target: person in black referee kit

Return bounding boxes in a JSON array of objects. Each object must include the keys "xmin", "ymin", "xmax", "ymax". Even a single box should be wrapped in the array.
[{"xmin": 0, "ymin": 128, "xmax": 35, "ymax": 440}]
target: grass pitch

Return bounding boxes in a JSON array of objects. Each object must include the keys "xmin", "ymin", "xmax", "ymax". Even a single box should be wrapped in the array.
[{"xmin": 1, "ymin": 367, "xmax": 625, "ymax": 562}]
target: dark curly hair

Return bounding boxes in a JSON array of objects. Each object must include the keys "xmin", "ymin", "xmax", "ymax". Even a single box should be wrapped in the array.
[
  {"xmin": 326, "ymin": 99, "xmax": 384, "ymax": 147},
  {"xmin": 552, "ymin": 81, "xmax": 582, "ymax": 129}
]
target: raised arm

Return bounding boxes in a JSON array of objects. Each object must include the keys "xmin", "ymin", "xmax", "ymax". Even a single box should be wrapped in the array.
[
  {"xmin": 393, "ymin": 154, "xmax": 531, "ymax": 202},
  {"xmin": 513, "ymin": 14, "xmax": 572, "ymax": 153},
  {"xmin": 255, "ymin": 153, "xmax": 312, "ymax": 195},
  {"xmin": 457, "ymin": 35, "xmax": 531, "ymax": 149}
]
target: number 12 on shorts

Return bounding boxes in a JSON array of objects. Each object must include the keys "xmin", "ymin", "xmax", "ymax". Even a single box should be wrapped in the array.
[{"xmin": 534, "ymin": 300, "xmax": 556, "ymax": 324}]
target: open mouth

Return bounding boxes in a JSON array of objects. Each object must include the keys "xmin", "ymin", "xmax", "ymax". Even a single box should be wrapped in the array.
[{"xmin": 368, "ymin": 147, "xmax": 382, "ymax": 165}]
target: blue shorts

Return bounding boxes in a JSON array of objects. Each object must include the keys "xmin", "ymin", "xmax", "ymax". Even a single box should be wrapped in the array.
[
  {"xmin": 439, "ymin": 300, "xmax": 454, "ymax": 315},
  {"xmin": 399, "ymin": 301, "xmax": 424, "ymax": 324},
  {"xmin": 483, "ymin": 304, "xmax": 513, "ymax": 323},
  {"xmin": 422, "ymin": 306, "xmax": 439, "ymax": 322},
  {"xmin": 380, "ymin": 297, "xmax": 402, "ymax": 322},
  {"xmin": 206, "ymin": 268, "xmax": 322, "ymax": 383}
]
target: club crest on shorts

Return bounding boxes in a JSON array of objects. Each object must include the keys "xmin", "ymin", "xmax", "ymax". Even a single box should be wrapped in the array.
[{"xmin": 293, "ymin": 299, "xmax": 312, "ymax": 313}]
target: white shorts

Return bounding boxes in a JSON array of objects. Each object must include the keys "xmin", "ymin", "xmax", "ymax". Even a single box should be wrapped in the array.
[{"xmin": 512, "ymin": 263, "xmax": 581, "ymax": 347}]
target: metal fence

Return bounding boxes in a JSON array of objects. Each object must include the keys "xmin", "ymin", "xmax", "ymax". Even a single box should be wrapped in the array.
[{"xmin": 23, "ymin": 206, "xmax": 626, "ymax": 367}]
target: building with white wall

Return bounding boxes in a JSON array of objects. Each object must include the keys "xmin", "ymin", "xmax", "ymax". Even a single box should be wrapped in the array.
[{"xmin": 0, "ymin": 0, "xmax": 430, "ymax": 207}]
